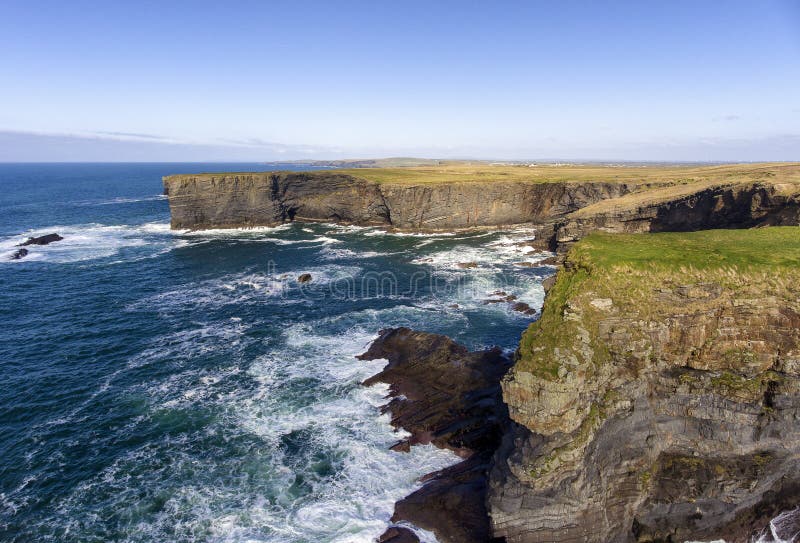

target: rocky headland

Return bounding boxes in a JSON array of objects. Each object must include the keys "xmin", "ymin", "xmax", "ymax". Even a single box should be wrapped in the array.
[
  {"xmin": 162, "ymin": 170, "xmax": 640, "ymax": 231},
  {"xmin": 541, "ymin": 168, "xmax": 800, "ymax": 253},
  {"xmin": 494, "ymin": 228, "xmax": 800, "ymax": 542}
]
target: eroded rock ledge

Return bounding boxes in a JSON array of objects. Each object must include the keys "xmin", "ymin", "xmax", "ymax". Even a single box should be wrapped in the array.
[{"xmin": 358, "ymin": 327, "xmax": 511, "ymax": 543}]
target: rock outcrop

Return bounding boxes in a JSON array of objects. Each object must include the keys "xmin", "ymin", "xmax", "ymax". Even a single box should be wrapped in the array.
[
  {"xmin": 162, "ymin": 171, "xmax": 641, "ymax": 230},
  {"xmin": 18, "ymin": 233, "xmax": 63, "ymax": 246},
  {"xmin": 491, "ymin": 229, "xmax": 800, "ymax": 543},
  {"xmin": 359, "ymin": 328, "xmax": 512, "ymax": 543}
]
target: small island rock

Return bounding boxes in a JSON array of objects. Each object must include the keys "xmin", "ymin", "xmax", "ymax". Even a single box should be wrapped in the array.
[{"xmin": 18, "ymin": 233, "xmax": 63, "ymax": 246}]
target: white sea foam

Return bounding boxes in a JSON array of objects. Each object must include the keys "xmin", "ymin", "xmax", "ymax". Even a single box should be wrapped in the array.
[
  {"xmin": 75, "ymin": 194, "xmax": 168, "ymax": 206},
  {"xmin": 410, "ymin": 229, "xmax": 549, "ymax": 272},
  {"xmin": 0, "ymin": 222, "xmax": 181, "ymax": 264},
  {"xmin": 266, "ymin": 235, "xmax": 342, "ymax": 246},
  {"xmin": 175, "ymin": 223, "xmax": 292, "ymax": 238},
  {"xmin": 37, "ymin": 315, "xmax": 453, "ymax": 542},
  {"xmin": 320, "ymin": 246, "xmax": 388, "ymax": 260},
  {"xmin": 126, "ymin": 264, "xmax": 365, "ymax": 317},
  {"xmin": 235, "ymin": 322, "xmax": 456, "ymax": 542},
  {"xmin": 362, "ymin": 229, "xmax": 456, "ymax": 238},
  {"xmin": 12, "ymin": 224, "xmax": 555, "ymax": 542},
  {"xmin": 322, "ymin": 224, "xmax": 382, "ymax": 234},
  {"xmin": 127, "ymin": 273, "xmax": 291, "ymax": 315}
]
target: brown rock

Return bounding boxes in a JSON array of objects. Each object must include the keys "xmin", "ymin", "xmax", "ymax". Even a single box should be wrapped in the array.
[
  {"xmin": 511, "ymin": 302, "xmax": 536, "ymax": 315},
  {"xmin": 377, "ymin": 526, "xmax": 420, "ymax": 543},
  {"xmin": 541, "ymin": 274, "xmax": 557, "ymax": 293},
  {"xmin": 538, "ymin": 255, "xmax": 560, "ymax": 266},
  {"xmin": 359, "ymin": 328, "xmax": 511, "ymax": 543}
]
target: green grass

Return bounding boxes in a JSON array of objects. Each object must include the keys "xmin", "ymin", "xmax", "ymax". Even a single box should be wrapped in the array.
[
  {"xmin": 572, "ymin": 228, "xmax": 800, "ymax": 271},
  {"xmin": 166, "ymin": 162, "xmax": 800, "ymax": 188}
]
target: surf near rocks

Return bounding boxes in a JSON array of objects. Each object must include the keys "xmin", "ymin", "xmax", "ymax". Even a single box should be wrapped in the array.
[{"xmin": 359, "ymin": 327, "xmax": 511, "ymax": 543}]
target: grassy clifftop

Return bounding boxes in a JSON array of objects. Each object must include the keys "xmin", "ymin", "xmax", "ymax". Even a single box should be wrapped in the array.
[
  {"xmin": 169, "ymin": 162, "xmax": 800, "ymax": 187},
  {"xmin": 336, "ymin": 161, "xmax": 800, "ymax": 185},
  {"xmin": 516, "ymin": 227, "xmax": 800, "ymax": 380},
  {"xmin": 570, "ymin": 227, "xmax": 800, "ymax": 271}
]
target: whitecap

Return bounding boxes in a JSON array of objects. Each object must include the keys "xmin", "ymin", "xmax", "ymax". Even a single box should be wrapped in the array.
[{"xmin": 0, "ymin": 222, "xmax": 178, "ymax": 264}]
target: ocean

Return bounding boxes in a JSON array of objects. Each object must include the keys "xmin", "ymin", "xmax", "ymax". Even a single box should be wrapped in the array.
[{"xmin": 0, "ymin": 163, "xmax": 550, "ymax": 543}]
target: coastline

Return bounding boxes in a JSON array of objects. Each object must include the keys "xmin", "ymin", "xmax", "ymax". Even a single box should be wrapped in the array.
[
  {"xmin": 357, "ymin": 228, "xmax": 800, "ymax": 543},
  {"xmin": 358, "ymin": 328, "xmax": 514, "ymax": 543},
  {"xmin": 157, "ymin": 162, "xmax": 800, "ymax": 542}
]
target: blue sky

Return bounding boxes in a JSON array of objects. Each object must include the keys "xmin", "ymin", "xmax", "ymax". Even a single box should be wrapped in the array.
[{"xmin": 1, "ymin": 0, "xmax": 799, "ymax": 161}]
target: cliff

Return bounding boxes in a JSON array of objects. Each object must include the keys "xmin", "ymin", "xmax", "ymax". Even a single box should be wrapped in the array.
[
  {"xmin": 163, "ymin": 163, "xmax": 800, "ymax": 232},
  {"xmin": 162, "ymin": 170, "xmax": 640, "ymax": 230},
  {"xmin": 492, "ymin": 228, "xmax": 800, "ymax": 542}
]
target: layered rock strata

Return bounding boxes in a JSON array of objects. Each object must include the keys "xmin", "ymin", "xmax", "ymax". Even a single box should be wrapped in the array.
[
  {"xmin": 162, "ymin": 172, "xmax": 641, "ymax": 230},
  {"xmin": 492, "ymin": 230, "xmax": 800, "ymax": 543}
]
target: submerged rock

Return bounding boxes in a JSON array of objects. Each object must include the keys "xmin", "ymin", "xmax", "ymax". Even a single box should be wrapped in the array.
[
  {"xmin": 457, "ymin": 262, "xmax": 478, "ymax": 269},
  {"xmin": 18, "ymin": 233, "xmax": 63, "ymax": 246},
  {"xmin": 511, "ymin": 301, "xmax": 536, "ymax": 315},
  {"xmin": 10, "ymin": 248, "xmax": 28, "ymax": 260},
  {"xmin": 297, "ymin": 273, "xmax": 312, "ymax": 283}
]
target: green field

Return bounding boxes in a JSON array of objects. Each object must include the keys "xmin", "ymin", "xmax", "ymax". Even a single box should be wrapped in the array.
[{"xmin": 572, "ymin": 228, "xmax": 800, "ymax": 271}]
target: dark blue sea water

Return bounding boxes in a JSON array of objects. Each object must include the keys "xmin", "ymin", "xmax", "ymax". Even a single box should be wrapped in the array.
[{"xmin": 0, "ymin": 163, "xmax": 550, "ymax": 543}]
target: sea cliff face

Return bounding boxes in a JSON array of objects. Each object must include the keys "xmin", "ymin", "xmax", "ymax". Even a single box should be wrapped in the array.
[
  {"xmin": 162, "ymin": 171, "xmax": 639, "ymax": 230},
  {"xmin": 491, "ymin": 229, "xmax": 800, "ymax": 542}
]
